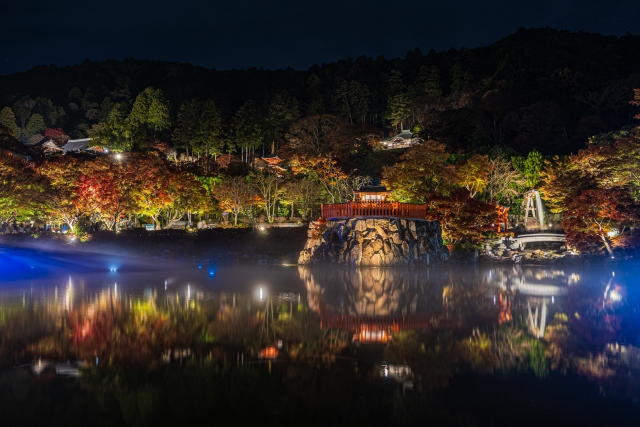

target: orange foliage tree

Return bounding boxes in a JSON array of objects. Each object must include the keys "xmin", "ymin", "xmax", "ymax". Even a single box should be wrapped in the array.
[
  {"xmin": 562, "ymin": 188, "xmax": 640, "ymax": 255},
  {"xmin": 213, "ymin": 176, "xmax": 253, "ymax": 226},
  {"xmin": 74, "ymin": 157, "xmax": 138, "ymax": 230},
  {"xmin": 426, "ymin": 189, "xmax": 496, "ymax": 247},
  {"xmin": 0, "ymin": 149, "xmax": 47, "ymax": 224},
  {"xmin": 38, "ymin": 156, "xmax": 87, "ymax": 231},
  {"xmin": 541, "ymin": 120, "xmax": 640, "ymax": 253},
  {"xmin": 382, "ymin": 140, "xmax": 454, "ymax": 202}
]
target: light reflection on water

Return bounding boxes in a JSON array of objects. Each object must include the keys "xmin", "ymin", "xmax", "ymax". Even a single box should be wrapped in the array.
[{"xmin": 1, "ymin": 247, "xmax": 640, "ymax": 419}]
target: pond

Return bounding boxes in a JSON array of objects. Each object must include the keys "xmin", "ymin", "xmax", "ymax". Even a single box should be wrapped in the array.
[{"xmin": 1, "ymin": 245, "xmax": 639, "ymax": 426}]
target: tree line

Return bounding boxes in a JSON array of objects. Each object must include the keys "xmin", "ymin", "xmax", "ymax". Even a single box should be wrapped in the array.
[{"xmin": 2, "ymin": 28, "xmax": 640, "ymax": 157}]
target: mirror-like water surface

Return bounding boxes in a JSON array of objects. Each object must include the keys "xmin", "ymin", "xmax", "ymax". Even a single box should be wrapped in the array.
[{"xmin": 1, "ymin": 246, "xmax": 639, "ymax": 426}]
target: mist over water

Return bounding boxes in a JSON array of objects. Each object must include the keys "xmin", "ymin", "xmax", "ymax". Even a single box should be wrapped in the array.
[
  {"xmin": 0, "ymin": 244, "xmax": 305, "ymax": 294},
  {"xmin": 1, "ymin": 244, "xmax": 640, "ymax": 426}
]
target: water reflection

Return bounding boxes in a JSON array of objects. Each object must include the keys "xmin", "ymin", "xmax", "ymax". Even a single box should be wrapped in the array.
[{"xmin": 0, "ymin": 260, "xmax": 639, "ymax": 413}]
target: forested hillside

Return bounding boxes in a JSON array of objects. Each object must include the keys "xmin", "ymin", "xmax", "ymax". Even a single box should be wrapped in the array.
[{"xmin": 2, "ymin": 28, "xmax": 640, "ymax": 158}]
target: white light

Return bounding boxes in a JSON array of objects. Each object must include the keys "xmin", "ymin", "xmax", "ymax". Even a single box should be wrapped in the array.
[
  {"xmin": 259, "ymin": 287, "xmax": 263, "ymax": 301},
  {"xmin": 610, "ymin": 290, "xmax": 622, "ymax": 302},
  {"xmin": 115, "ymin": 153, "xmax": 123, "ymax": 160}
]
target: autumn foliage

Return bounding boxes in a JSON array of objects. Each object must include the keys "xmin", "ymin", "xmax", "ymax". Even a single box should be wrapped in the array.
[{"xmin": 541, "ymin": 123, "xmax": 640, "ymax": 253}]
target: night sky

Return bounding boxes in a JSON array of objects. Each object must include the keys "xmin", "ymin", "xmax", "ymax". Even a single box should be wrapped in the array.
[{"xmin": 2, "ymin": 0, "xmax": 640, "ymax": 75}]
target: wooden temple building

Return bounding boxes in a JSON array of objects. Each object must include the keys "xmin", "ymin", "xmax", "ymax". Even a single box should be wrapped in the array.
[{"xmin": 321, "ymin": 185, "xmax": 427, "ymax": 220}]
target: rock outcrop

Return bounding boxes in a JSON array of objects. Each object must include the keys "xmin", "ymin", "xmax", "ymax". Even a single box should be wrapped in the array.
[{"xmin": 298, "ymin": 218, "xmax": 448, "ymax": 266}]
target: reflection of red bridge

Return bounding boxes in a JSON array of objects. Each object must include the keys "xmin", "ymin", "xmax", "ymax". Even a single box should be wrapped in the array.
[{"xmin": 320, "ymin": 312, "xmax": 431, "ymax": 343}]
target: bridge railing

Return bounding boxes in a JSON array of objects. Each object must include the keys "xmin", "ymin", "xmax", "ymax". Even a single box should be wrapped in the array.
[{"xmin": 321, "ymin": 202, "xmax": 427, "ymax": 220}]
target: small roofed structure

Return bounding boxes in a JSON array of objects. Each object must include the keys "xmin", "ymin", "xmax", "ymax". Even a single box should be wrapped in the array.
[
  {"xmin": 62, "ymin": 138, "xmax": 91, "ymax": 154},
  {"xmin": 353, "ymin": 185, "xmax": 391, "ymax": 203},
  {"xmin": 260, "ymin": 153, "xmax": 287, "ymax": 173},
  {"xmin": 41, "ymin": 140, "xmax": 64, "ymax": 155},
  {"xmin": 380, "ymin": 131, "xmax": 421, "ymax": 149}
]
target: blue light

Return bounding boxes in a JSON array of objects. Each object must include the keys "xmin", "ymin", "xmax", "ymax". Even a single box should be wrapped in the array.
[
  {"xmin": 110, "ymin": 267, "xmax": 117, "ymax": 272},
  {"xmin": 198, "ymin": 264, "xmax": 202, "ymax": 269},
  {"xmin": 209, "ymin": 269, "xmax": 215, "ymax": 277}
]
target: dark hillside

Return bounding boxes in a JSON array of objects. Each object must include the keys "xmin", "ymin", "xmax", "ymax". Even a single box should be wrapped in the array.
[{"xmin": 2, "ymin": 28, "xmax": 640, "ymax": 154}]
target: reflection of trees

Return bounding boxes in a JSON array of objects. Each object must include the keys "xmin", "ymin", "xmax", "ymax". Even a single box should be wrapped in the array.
[
  {"xmin": 73, "ymin": 360, "xmax": 466, "ymax": 426},
  {"xmin": 0, "ymin": 284, "xmax": 351, "ymax": 370},
  {"xmin": 385, "ymin": 329, "xmax": 496, "ymax": 389},
  {"xmin": 0, "ymin": 296, "xmax": 62, "ymax": 367}
]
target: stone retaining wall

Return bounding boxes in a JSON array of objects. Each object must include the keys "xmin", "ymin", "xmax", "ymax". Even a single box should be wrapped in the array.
[{"xmin": 298, "ymin": 218, "xmax": 448, "ymax": 266}]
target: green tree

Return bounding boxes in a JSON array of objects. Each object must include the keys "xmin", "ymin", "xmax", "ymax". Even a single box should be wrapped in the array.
[
  {"xmin": 13, "ymin": 96, "xmax": 36, "ymax": 138},
  {"xmin": 233, "ymin": 101, "xmax": 263, "ymax": 164},
  {"xmin": 424, "ymin": 66, "xmax": 443, "ymax": 99},
  {"xmin": 89, "ymin": 103, "xmax": 134, "ymax": 152},
  {"xmin": 147, "ymin": 91, "xmax": 171, "ymax": 132},
  {"xmin": 173, "ymin": 99, "xmax": 202, "ymax": 157},
  {"xmin": 513, "ymin": 149, "xmax": 544, "ymax": 188},
  {"xmin": 450, "ymin": 63, "xmax": 468, "ymax": 93},
  {"xmin": 386, "ymin": 93, "xmax": 411, "ymax": 130},
  {"xmin": 336, "ymin": 81, "xmax": 371, "ymax": 124},
  {"xmin": 0, "ymin": 107, "xmax": 20, "ymax": 137},
  {"xmin": 265, "ymin": 92, "xmax": 299, "ymax": 151},
  {"xmin": 196, "ymin": 100, "xmax": 222, "ymax": 158},
  {"xmin": 25, "ymin": 113, "xmax": 46, "ymax": 137},
  {"xmin": 127, "ymin": 87, "xmax": 171, "ymax": 150},
  {"xmin": 385, "ymin": 71, "xmax": 411, "ymax": 130},
  {"xmin": 387, "ymin": 70, "xmax": 405, "ymax": 97}
]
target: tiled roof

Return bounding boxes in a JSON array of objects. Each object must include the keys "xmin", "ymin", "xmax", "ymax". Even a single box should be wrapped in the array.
[{"xmin": 62, "ymin": 138, "xmax": 91, "ymax": 153}]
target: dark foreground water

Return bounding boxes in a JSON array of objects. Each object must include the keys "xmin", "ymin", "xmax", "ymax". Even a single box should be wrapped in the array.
[{"xmin": 1, "ymin": 245, "xmax": 639, "ymax": 426}]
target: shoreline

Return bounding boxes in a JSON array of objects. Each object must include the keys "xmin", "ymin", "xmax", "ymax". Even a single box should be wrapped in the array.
[
  {"xmin": 0, "ymin": 227, "xmax": 308, "ymax": 266},
  {"xmin": 2, "ymin": 230, "xmax": 634, "ymax": 268}
]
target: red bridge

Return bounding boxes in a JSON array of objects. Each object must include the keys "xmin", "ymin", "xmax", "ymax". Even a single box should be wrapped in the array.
[{"xmin": 321, "ymin": 202, "xmax": 427, "ymax": 220}]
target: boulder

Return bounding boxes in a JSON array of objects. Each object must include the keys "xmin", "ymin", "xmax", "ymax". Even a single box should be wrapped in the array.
[
  {"xmin": 349, "ymin": 242, "xmax": 362, "ymax": 264},
  {"xmin": 391, "ymin": 232, "xmax": 402, "ymax": 245},
  {"xmin": 385, "ymin": 251, "xmax": 395, "ymax": 264},
  {"xmin": 370, "ymin": 253, "xmax": 383, "ymax": 266},
  {"xmin": 363, "ymin": 244, "xmax": 375, "ymax": 259},
  {"xmin": 401, "ymin": 241, "xmax": 410, "ymax": 257},
  {"xmin": 375, "ymin": 226, "xmax": 388, "ymax": 239}
]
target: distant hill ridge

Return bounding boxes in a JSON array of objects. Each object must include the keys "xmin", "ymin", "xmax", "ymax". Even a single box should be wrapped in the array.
[{"xmin": 2, "ymin": 27, "xmax": 640, "ymax": 155}]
